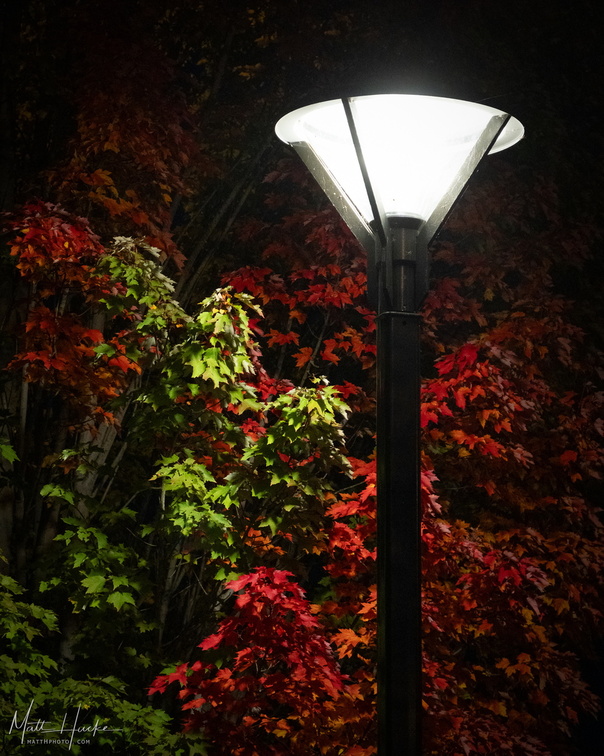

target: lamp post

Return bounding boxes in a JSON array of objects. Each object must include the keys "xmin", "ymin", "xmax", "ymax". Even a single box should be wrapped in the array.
[{"xmin": 275, "ymin": 94, "xmax": 524, "ymax": 755}]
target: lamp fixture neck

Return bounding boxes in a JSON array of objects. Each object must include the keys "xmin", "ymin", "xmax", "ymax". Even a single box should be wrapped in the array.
[
  {"xmin": 385, "ymin": 219, "xmax": 419, "ymax": 314},
  {"xmin": 386, "ymin": 215, "xmax": 423, "ymax": 231}
]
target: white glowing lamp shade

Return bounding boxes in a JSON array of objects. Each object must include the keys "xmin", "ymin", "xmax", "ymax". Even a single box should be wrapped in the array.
[{"xmin": 275, "ymin": 95, "xmax": 524, "ymax": 224}]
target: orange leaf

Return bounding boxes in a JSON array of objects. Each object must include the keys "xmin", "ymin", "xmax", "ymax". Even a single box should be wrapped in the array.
[{"xmin": 293, "ymin": 347, "xmax": 313, "ymax": 367}]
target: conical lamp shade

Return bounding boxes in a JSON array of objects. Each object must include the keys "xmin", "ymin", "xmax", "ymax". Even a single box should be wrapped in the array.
[{"xmin": 275, "ymin": 95, "xmax": 524, "ymax": 225}]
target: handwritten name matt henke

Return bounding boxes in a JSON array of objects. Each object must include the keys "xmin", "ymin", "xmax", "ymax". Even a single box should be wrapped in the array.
[{"xmin": 9, "ymin": 700, "xmax": 120, "ymax": 748}]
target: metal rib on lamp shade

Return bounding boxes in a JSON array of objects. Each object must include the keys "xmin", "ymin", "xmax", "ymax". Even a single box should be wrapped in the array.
[{"xmin": 275, "ymin": 94, "xmax": 524, "ymax": 225}]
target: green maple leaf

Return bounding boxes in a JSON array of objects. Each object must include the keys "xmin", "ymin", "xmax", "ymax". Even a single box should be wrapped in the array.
[
  {"xmin": 0, "ymin": 443, "xmax": 19, "ymax": 463},
  {"xmin": 107, "ymin": 592, "xmax": 136, "ymax": 610},
  {"xmin": 81, "ymin": 574, "xmax": 107, "ymax": 593}
]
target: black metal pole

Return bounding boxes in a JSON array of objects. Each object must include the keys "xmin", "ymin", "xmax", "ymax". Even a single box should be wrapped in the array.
[
  {"xmin": 277, "ymin": 95, "xmax": 520, "ymax": 756},
  {"xmin": 376, "ymin": 225, "xmax": 422, "ymax": 755}
]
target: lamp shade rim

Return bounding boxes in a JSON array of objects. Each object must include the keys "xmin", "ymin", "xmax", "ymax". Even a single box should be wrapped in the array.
[{"xmin": 275, "ymin": 93, "xmax": 524, "ymax": 154}]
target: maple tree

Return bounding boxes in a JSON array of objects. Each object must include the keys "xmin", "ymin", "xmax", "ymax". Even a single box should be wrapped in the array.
[
  {"xmin": 148, "ymin": 153, "xmax": 603, "ymax": 755},
  {"xmin": 1, "ymin": 1, "xmax": 603, "ymax": 755}
]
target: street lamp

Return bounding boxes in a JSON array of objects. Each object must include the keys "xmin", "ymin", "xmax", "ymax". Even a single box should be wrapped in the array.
[{"xmin": 275, "ymin": 94, "xmax": 524, "ymax": 755}]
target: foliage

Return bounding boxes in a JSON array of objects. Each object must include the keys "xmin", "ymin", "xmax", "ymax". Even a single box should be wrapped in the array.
[
  {"xmin": 0, "ymin": 562, "xmax": 58, "ymax": 718},
  {"xmin": 1, "ymin": 199, "xmax": 352, "ymax": 753},
  {"xmin": 0, "ymin": 558, "xmax": 195, "ymax": 755},
  {"xmin": 150, "ymin": 567, "xmax": 345, "ymax": 756},
  {"xmin": 154, "ymin": 158, "xmax": 602, "ymax": 755}
]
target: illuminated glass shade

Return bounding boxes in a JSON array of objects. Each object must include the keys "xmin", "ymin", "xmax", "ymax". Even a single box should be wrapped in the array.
[{"xmin": 275, "ymin": 94, "xmax": 524, "ymax": 224}]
